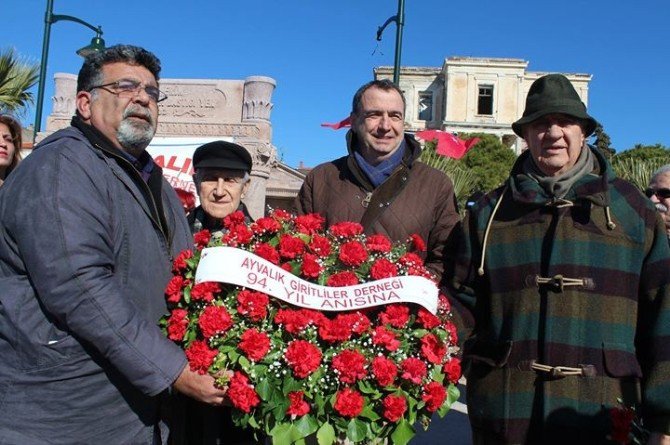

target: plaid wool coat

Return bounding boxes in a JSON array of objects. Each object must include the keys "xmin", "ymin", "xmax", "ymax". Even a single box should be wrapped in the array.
[{"xmin": 450, "ymin": 147, "xmax": 670, "ymax": 444}]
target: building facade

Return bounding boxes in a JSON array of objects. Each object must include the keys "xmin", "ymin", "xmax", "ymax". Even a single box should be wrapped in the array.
[{"xmin": 375, "ymin": 57, "xmax": 592, "ymax": 153}]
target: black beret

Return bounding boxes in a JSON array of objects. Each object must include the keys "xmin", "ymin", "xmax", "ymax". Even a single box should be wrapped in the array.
[{"xmin": 192, "ymin": 141, "xmax": 252, "ymax": 172}]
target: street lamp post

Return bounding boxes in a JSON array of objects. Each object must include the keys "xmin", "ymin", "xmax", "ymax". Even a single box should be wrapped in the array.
[
  {"xmin": 33, "ymin": 0, "xmax": 105, "ymax": 140},
  {"xmin": 376, "ymin": 0, "xmax": 406, "ymax": 85}
]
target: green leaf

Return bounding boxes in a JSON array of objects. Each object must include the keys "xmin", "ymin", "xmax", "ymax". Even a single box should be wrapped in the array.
[
  {"xmin": 346, "ymin": 418, "xmax": 368, "ymax": 442},
  {"xmin": 357, "ymin": 379, "xmax": 377, "ymax": 395},
  {"xmin": 238, "ymin": 355, "xmax": 251, "ymax": 369},
  {"xmin": 294, "ymin": 414, "xmax": 319, "ymax": 437},
  {"xmin": 359, "ymin": 404, "xmax": 381, "ymax": 421},
  {"xmin": 271, "ymin": 423, "xmax": 294, "ymax": 445},
  {"xmin": 257, "ymin": 379, "xmax": 273, "ymax": 401},
  {"xmin": 316, "ymin": 422, "xmax": 335, "ymax": 445},
  {"xmin": 183, "ymin": 286, "xmax": 191, "ymax": 304},
  {"xmin": 390, "ymin": 419, "xmax": 415, "ymax": 445}
]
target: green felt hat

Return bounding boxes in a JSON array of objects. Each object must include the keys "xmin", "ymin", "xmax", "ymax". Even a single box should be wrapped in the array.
[{"xmin": 512, "ymin": 74, "xmax": 597, "ymax": 137}]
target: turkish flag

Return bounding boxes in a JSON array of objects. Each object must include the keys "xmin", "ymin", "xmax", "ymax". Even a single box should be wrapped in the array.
[
  {"xmin": 415, "ymin": 130, "xmax": 480, "ymax": 159},
  {"xmin": 321, "ymin": 116, "xmax": 351, "ymax": 130}
]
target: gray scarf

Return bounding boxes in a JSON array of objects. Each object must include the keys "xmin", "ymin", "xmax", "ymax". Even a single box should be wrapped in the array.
[{"xmin": 523, "ymin": 144, "xmax": 595, "ymax": 198}]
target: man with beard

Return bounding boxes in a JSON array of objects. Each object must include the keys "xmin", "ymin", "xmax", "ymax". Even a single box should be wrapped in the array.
[{"xmin": 0, "ymin": 45, "xmax": 228, "ymax": 444}]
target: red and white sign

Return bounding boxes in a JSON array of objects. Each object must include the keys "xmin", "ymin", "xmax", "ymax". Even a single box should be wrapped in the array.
[{"xmin": 195, "ymin": 246, "xmax": 439, "ymax": 314}]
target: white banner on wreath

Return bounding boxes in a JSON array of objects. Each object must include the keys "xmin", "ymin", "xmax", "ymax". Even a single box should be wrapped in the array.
[{"xmin": 195, "ymin": 246, "xmax": 439, "ymax": 314}]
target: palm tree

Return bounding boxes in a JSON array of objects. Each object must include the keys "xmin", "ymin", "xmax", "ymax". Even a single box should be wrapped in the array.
[{"xmin": 0, "ymin": 48, "xmax": 39, "ymax": 116}]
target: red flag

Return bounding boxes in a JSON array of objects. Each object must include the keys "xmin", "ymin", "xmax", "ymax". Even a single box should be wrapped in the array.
[
  {"xmin": 321, "ymin": 116, "xmax": 351, "ymax": 130},
  {"xmin": 415, "ymin": 130, "xmax": 480, "ymax": 160}
]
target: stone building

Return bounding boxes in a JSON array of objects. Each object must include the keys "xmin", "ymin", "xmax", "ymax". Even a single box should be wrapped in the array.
[
  {"xmin": 40, "ymin": 73, "xmax": 304, "ymax": 219},
  {"xmin": 375, "ymin": 57, "xmax": 592, "ymax": 153}
]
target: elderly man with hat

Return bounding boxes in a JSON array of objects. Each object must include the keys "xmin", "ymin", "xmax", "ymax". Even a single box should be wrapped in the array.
[
  {"xmin": 448, "ymin": 74, "xmax": 670, "ymax": 444},
  {"xmin": 188, "ymin": 140, "xmax": 254, "ymax": 233}
]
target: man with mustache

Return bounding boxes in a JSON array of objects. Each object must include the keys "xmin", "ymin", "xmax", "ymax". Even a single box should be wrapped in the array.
[
  {"xmin": 450, "ymin": 74, "xmax": 670, "ymax": 444},
  {"xmin": 0, "ymin": 45, "xmax": 228, "ymax": 443}
]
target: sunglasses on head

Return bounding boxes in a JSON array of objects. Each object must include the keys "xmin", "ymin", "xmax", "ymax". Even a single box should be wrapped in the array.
[{"xmin": 645, "ymin": 188, "xmax": 670, "ymax": 199}]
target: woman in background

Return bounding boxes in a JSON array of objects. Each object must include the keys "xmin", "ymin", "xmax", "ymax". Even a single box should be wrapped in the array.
[{"xmin": 0, "ymin": 115, "xmax": 22, "ymax": 186}]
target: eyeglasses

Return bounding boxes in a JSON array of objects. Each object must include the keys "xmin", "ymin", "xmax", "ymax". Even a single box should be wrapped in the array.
[
  {"xmin": 89, "ymin": 79, "xmax": 168, "ymax": 103},
  {"xmin": 645, "ymin": 188, "xmax": 670, "ymax": 200}
]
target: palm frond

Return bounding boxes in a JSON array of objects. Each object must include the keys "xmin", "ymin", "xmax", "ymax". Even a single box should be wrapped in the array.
[{"xmin": 0, "ymin": 48, "xmax": 39, "ymax": 116}]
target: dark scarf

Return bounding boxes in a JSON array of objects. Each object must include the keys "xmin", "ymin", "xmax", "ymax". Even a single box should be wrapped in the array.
[{"xmin": 353, "ymin": 140, "xmax": 406, "ymax": 188}]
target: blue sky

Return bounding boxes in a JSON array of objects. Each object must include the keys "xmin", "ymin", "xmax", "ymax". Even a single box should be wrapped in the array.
[{"xmin": 3, "ymin": 0, "xmax": 669, "ymax": 168}]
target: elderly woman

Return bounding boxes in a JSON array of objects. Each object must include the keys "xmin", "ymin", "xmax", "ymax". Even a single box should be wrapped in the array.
[
  {"xmin": 0, "ymin": 115, "xmax": 22, "ymax": 186},
  {"xmin": 187, "ymin": 140, "xmax": 253, "ymax": 233},
  {"xmin": 178, "ymin": 140, "xmax": 257, "ymax": 445}
]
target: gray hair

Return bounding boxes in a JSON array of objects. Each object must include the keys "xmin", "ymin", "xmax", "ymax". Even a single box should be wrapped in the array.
[
  {"xmin": 650, "ymin": 164, "xmax": 670, "ymax": 183},
  {"xmin": 77, "ymin": 44, "xmax": 162, "ymax": 94}
]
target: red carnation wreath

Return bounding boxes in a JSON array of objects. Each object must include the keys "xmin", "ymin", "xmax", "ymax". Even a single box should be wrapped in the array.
[{"xmin": 162, "ymin": 209, "xmax": 461, "ymax": 445}]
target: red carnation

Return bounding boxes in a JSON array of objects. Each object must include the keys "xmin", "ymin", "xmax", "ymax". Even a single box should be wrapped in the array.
[
  {"xmin": 371, "ymin": 356, "xmax": 398, "ymax": 386},
  {"xmin": 326, "ymin": 271, "xmax": 359, "ymax": 287},
  {"xmin": 400, "ymin": 357, "xmax": 428, "ymax": 384},
  {"xmin": 227, "ymin": 371, "xmax": 260, "ymax": 413},
  {"xmin": 365, "ymin": 234, "xmax": 392, "ymax": 253},
  {"xmin": 251, "ymin": 217, "xmax": 282, "ymax": 234},
  {"xmin": 370, "ymin": 258, "xmax": 398, "ymax": 280},
  {"xmin": 198, "ymin": 305, "xmax": 233, "ymax": 339},
  {"xmin": 318, "ymin": 316, "xmax": 354, "ymax": 343},
  {"xmin": 285, "ymin": 340, "xmax": 322, "ymax": 378},
  {"xmin": 223, "ymin": 210, "xmax": 245, "ymax": 228},
  {"xmin": 270, "ymin": 208, "xmax": 291, "ymax": 221},
  {"xmin": 166, "ymin": 308, "xmax": 189, "ymax": 341},
  {"xmin": 445, "ymin": 320, "xmax": 458, "ymax": 345},
  {"xmin": 222, "ymin": 224, "xmax": 253, "ymax": 246},
  {"xmin": 333, "ymin": 388, "xmax": 364, "ymax": 418},
  {"xmin": 185, "ymin": 340, "xmax": 218, "ymax": 374},
  {"xmin": 399, "ymin": 252, "xmax": 424, "ymax": 267},
  {"xmin": 278, "ymin": 234, "xmax": 306, "ymax": 259},
  {"xmin": 172, "ymin": 249, "xmax": 193, "ymax": 272},
  {"xmin": 409, "ymin": 233, "xmax": 427, "ymax": 252},
  {"xmin": 438, "ymin": 294, "xmax": 451, "ymax": 313},
  {"xmin": 308, "ymin": 234, "xmax": 332, "ymax": 257},
  {"xmin": 281, "ymin": 262, "xmax": 293, "ymax": 272},
  {"xmin": 193, "ymin": 229, "xmax": 211, "ymax": 250},
  {"xmin": 190, "ymin": 282, "xmax": 221, "ymax": 303},
  {"xmin": 300, "ymin": 253, "xmax": 322, "ymax": 278},
  {"xmin": 254, "ymin": 242, "xmax": 280, "ymax": 265},
  {"xmin": 330, "ymin": 221, "xmax": 364, "ymax": 238},
  {"xmin": 443, "ymin": 357, "xmax": 462, "ymax": 384},
  {"xmin": 239, "ymin": 328, "xmax": 271, "ymax": 362},
  {"xmin": 274, "ymin": 308, "xmax": 313, "ymax": 334},
  {"xmin": 420, "ymin": 334, "xmax": 447, "ymax": 364},
  {"xmin": 295, "ymin": 213, "xmax": 325, "ymax": 234},
  {"xmin": 379, "ymin": 304, "xmax": 410, "ymax": 328},
  {"xmin": 416, "ymin": 308, "xmax": 441, "ymax": 329},
  {"xmin": 286, "ymin": 391, "xmax": 311, "ymax": 417},
  {"xmin": 382, "ymin": 394, "xmax": 407, "ymax": 422},
  {"xmin": 332, "ymin": 350, "xmax": 367, "ymax": 384},
  {"xmin": 338, "ymin": 241, "xmax": 368, "ymax": 267},
  {"xmin": 372, "ymin": 325, "xmax": 400, "ymax": 351},
  {"xmin": 237, "ymin": 290, "xmax": 269, "ymax": 321},
  {"xmin": 166, "ymin": 275, "xmax": 186, "ymax": 303},
  {"xmin": 422, "ymin": 381, "xmax": 447, "ymax": 412},
  {"xmin": 343, "ymin": 311, "xmax": 371, "ymax": 335}
]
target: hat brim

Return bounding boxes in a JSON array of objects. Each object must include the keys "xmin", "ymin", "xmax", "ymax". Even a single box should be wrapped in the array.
[{"xmin": 512, "ymin": 107, "xmax": 597, "ymax": 137}]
